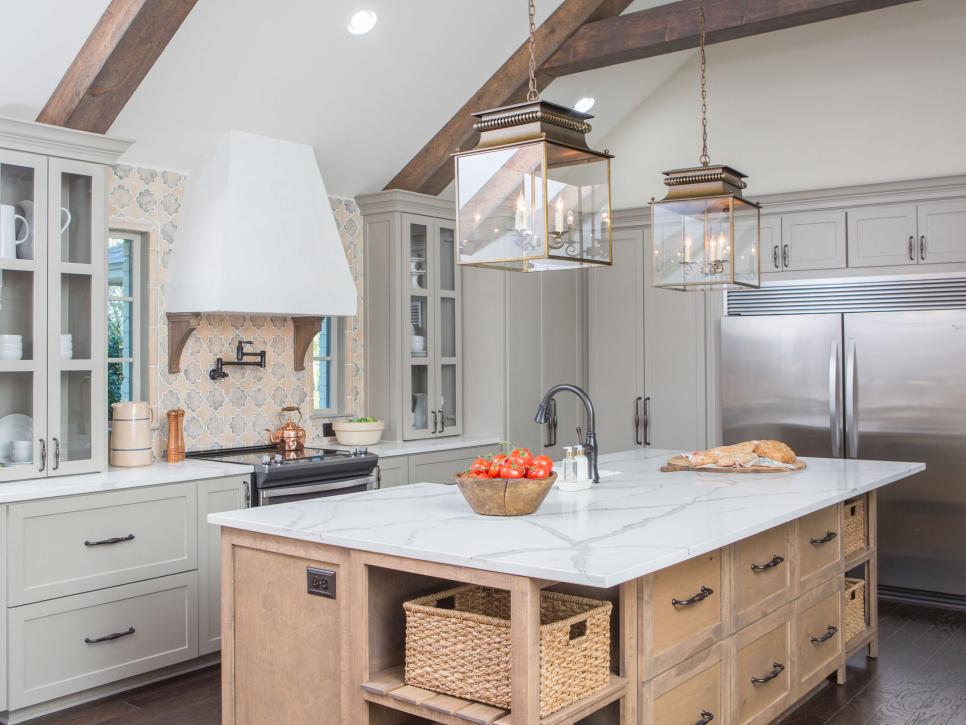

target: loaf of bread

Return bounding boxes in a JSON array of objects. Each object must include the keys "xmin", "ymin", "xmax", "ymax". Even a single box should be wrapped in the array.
[{"xmin": 754, "ymin": 440, "xmax": 797, "ymax": 464}]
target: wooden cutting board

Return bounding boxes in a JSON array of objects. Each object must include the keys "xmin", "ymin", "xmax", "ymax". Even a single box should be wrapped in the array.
[{"xmin": 661, "ymin": 455, "xmax": 806, "ymax": 473}]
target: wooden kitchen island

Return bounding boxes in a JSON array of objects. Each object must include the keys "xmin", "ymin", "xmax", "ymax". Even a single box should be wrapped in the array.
[{"xmin": 210, "ymin": 449, "xmax": 923, "ymax": 725}]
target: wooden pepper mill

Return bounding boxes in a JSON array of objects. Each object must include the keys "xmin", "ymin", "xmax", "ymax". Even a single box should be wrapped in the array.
[{"xmin": 166, "ymin": 408, "xmax": 186, "ymax": 462}]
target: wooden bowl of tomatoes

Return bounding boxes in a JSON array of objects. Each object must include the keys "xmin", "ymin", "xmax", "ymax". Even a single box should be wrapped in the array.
[{"xmin": 455, "ymin": 447, "xmax": 556, "ymax": 516}]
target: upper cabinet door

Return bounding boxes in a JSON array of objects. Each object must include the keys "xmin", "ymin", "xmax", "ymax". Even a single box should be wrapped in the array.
[
  {"xmin": 917, "ymin": 198, "xmax": 966, "ymax": 265},
  {"xmin": 0, "ymin": 150, "xmax": 48, "ymax": 481},
  {"xmin": 847, "ymin": 204, "xmax": 918, "ymax": 268},
  {"xmin": 781, "ymin": 211, "xmax": 847, "ymax": 271},
  {"xmin": 46, "ymin": 158, "xmax": 106, "ymax": 476},
  {"xmin": 402, "ymin": 215, "xmax": 437, "ymax": 439},
  {"xmin": 434, "ymin": 219, "xmax": 461, "ymax": 436}
]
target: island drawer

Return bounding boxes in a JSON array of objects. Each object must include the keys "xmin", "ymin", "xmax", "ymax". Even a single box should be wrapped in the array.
[
  {"xmin": 735, "ymin": 603, "xmax": 794, "ymax": 725},
  {"xmin": 732, "ymin": 524, "xmax": 793, "ymax": 630},
  {"xmin": 797, "ymin": 577, "xmax": 844, "ymax": 694},
  {"xmin": 641, "ymin": 548, "xmax": 730, "ymax": 679},
  {"xmin": 795, "ymin": 505, "xmax": 842, "ymax": 593},
  {"xmin": 7, "ymin": 484, "xmax": 198, "ymax": 605},
  {"xmin": 642, "ymin": 641, "xmax": 729, "ymax": 725},
  {"xmin": 7, "ymin": 571, "xmax": 198, "ymax": 709}
]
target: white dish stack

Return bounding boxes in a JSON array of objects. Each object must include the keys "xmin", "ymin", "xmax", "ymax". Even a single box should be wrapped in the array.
[
  {"xmin": 60, "ymin": 333, "xmax": 73, "ymax": 359},
  {"xmin": 0, "ymin": 334, "xmax": 23, "ymax": 360}
]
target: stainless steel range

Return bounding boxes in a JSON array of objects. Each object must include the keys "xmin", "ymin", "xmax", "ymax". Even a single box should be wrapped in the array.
[{"xmin": 188, "ymin": 445, "xmax": 379, "ymax": 507}]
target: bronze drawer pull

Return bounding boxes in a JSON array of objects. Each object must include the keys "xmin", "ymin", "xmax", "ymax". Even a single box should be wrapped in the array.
[
  {"xmin": 695, "ymin": 710, "xmax": 714, "ymax": 724},
  {"xmin": 809, "ymin": 625, "xmax": 838, "ymax": 644},
  {"xmin": 809, "ymin": 531, "xmax": 837, "ymax": 545},
  {"xmin": 750, "ymin": 554, "xmax": 784, "ymax": 572},
  {"xmin": 84, "ymin": 626, "xmax": 135, "ymax": 644},
  {"xmin": 751, "ymin": 662, "xmax": 785, "ymax": 685},
  {"xmin": 84, "ymin": 533, "xmax": 135, "ymax": 547},
  {"xmin": 672, "ymin": 585, "xmax": 714, "ymax": 607}
]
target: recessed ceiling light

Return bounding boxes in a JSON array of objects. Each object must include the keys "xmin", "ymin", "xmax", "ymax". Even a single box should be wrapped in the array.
[
  {"xmin": 347, "ymin": 9, "xmax": 377, "ymax": 35},
  {"xmin": 574, "ymin": 97, "xmax": 595, "ymax": 113}
]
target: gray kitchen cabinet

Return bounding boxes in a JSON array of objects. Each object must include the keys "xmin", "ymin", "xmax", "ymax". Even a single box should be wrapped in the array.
[
  {"xmin": 588, "ymin": 226, "xmax": 646, "ymax": 454},
  {"xmin": 6, "ymin": 483, "xmax": 197, "ymax": 606},
  {"xmin": 198, "ymin": 476, "xmax": 249, "ymax": 656},
  {"xmin": 505, "ymin": 270, "xmax": 585, "ymax": 459},
  {"xmin": 847, "ymin": 204, "xmax": 919, "ymax": 268},
  {"xmin": 0, "ymin": 506, "xmax": 5, "ymax": 713},
  {"xmin": 377, "ymin": 456, "xmax": 410, "ymax": 488},
  {"xmin": 359, "ymin": 191, "xmax": 462, "ymax": 442},
  {"xmin": 7, "ymin": 572, "xmax": 198, "ymax": 709},
  {"xmin": 781, "ymin": 210, "xmax": 847, "ymax": 271},
  {"xmin": 408, "ymin": 445, "xmax": 495, "ymax": 484},
  {"xmin": 918, "ymin": 198, "xmax": 966, "ymax": 265},
  {"xmin": 761, "ymin": 215, "xmax": 784, "ymax": 272}
]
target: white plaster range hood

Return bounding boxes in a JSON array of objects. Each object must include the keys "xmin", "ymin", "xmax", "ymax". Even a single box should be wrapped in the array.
[{"xmin": 164, "ymin": 130, "xmax": 357, "ymax": 373}]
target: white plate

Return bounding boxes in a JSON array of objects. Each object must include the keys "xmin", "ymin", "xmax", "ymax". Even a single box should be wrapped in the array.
[
  {"xmin": 0, "ymin": 456, "xmax": 31, "ymax": 467},
  {"xmin": 0, "ymin": 413, "xmax": 32, "ymax": 459}
]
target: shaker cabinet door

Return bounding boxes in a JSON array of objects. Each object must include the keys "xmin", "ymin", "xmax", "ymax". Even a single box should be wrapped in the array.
[
  {"xmin": 781, "ymin": 211, "xmax": 847, "ymax": 271},
  {"xmin": 917, "ymin": 198, "xmax": 966, "ymax": 265},
  {"xmin": 847, "ymin": 204, "xmax": 918, "ymax": 268}
]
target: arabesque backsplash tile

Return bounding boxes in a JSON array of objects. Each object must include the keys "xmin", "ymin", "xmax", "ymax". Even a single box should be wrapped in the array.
[{"xmin": 109, "ymin": 164, "xmax": 365, "ymax": 453}]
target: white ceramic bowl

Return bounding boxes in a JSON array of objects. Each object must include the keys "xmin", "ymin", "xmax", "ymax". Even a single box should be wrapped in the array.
[
  {"xmin": 332, "ymin": 420, "xmax": 385, "ymax": 446},
  {"xmin": 9, "ymin": 440, "xmax": 32, "ymax": 462},
  {"xmin": 0, "ymin": 349, "xmax": 23, "ymax": 360},
  {"xmin": 0, "ymin": 335, "xmax": 22, "ymax": 344}
]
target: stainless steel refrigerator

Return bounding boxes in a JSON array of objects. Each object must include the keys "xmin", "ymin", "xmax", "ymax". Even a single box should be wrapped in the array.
[{"xmin": 721, "ymin": 297, "xmax": 966, "ymax": 602}]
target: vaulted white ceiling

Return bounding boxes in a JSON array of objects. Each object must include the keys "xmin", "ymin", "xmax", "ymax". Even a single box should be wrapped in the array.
[{"xmin": 0, "ymin": 0, "xmax": 682, "ymax": 198}]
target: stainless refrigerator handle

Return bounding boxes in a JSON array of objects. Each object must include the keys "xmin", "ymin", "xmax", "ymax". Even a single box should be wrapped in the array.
[
  {"xmin": 845, "ymin": 338, "xmax": 858, "ymax": 458},
  {"xmin": 829, "ymin": 339, "xmax": 842, "ymax": 458}
]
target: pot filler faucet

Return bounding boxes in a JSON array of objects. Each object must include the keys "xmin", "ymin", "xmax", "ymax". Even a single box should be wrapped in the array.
[{"xmin": 534, "ymin": 384, "xmax": 600, "ymax": 484}]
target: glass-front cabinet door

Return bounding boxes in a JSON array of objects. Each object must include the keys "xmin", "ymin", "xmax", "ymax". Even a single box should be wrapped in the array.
[
  {"xmin": 434, "ymin": 220, "xmax": 462, "ymax": 436},
  {"xmin": 45, "ymin": 158, "xmax": 106, "ymax": 475},
  {"xmin": 0, "ymin": 149, "xmax": 48, "ymax": 481}
]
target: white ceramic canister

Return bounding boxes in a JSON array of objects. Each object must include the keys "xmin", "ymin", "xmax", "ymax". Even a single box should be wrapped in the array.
[{"xmin": 110, "ymin": 401, "xmax": 153, "ymax": 466}]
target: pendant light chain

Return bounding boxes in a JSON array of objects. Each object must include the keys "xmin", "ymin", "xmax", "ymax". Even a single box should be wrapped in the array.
[
  {"xmin": 526, "ymin": 0, "xmax": 539, "ymax": 102},
  {"xmin": 698, "ymin": 0, "xmax": 710, "ymax": 167}
]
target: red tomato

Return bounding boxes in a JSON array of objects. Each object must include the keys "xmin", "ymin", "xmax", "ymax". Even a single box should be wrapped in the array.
[
  {"xmin": 500, "ymin": 464, "xmax": 526, "ymax": 479},
  {"xmin": 531, "ymin": 455, "xmax": 553, "ymax": 470},
  {"xmin": 510, "ymin": 448, "xmax": 533, "ymax": 466},
  {"xmin": 527, "ymin": 464, "xmax": 551, "ymax": 479},
  {"xmin": 469, "ymin": 457, "xmax": 490, "ymax": 474},
  {"xmin": 488, "ymin": 460, "xmax": 504, "ymax": 478},
  {"xmin": 492, "ymin": 453, "xmax": 508, "ymax": 465}
]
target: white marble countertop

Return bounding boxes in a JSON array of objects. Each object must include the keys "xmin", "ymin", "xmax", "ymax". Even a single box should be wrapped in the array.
[
  {"xmin": 208, "ymin": 448, "xmax": 924, "ymax": 587},
  {"xmin": 0, "ymin": 459, "xmax": 254, "ymax": 504},
  {"xmin": 324, "ymin": 435, "xmax": 501, "ymax": 458}
]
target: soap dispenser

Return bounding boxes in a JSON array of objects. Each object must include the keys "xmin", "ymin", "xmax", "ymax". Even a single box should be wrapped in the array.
[
  {"xmin": 574, "ymin": 445, "xmax": 590, "ymax": 482},
  {"xmin": 562, "ymin": 447, "xmax": 576, "ymax": 483}
]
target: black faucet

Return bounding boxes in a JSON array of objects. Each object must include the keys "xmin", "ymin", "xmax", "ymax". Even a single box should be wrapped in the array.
[{"xmin": 535, "ymin": 383, "xmax": 599, "ymax": 484}]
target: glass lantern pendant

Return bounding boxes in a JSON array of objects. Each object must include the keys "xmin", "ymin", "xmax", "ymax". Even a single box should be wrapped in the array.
[
  {"xmin": 650, "ymin": 0, "xmax": 761, "ymax": 291},
  {"xmin": 454, "ymin": 1, "xmax": 613, "ymax": 272}
]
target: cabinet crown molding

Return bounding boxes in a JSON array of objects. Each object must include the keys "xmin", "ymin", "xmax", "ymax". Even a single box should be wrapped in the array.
[
  {"xmin": 0, "ymin": 116, "xmax": 132, "ymax": 165},
  {"xmin": 356, "ymin": 189, "xmax": 455, "ymax": 220}
]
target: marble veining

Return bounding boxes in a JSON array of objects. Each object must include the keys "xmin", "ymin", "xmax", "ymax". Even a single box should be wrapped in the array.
[
  {"xmin": 208, "ymin": 448, "xmax": 924, "ymax": 587},
  {"xmin": 0, "ymin": 460, "xmax": 254, "ymax": 504}
]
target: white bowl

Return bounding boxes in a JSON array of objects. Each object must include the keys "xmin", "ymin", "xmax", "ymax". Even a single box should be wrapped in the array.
[
  {"xmin": 0, "ymin": 335, "xmax": 22, "ymax": 344},
  {"xmin": 0, "ymin": 350, "xmax": 23, "ymax": 360},
  {"xmin": 332, "ymin": 420, "xmax": 385, "ymax": 446}
]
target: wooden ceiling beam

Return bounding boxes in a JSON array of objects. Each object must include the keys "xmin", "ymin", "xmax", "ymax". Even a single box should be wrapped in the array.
[
  {"xmin": 542, "ymin": 0, "xmax": 920, "ymax": 77},
  {"xmin": 37, "ymin": 0, "xmax": 197, "ymax": 133},
  {"xmin": 384, "ymin": 0, "xmax": 634, "ymax": 197}
]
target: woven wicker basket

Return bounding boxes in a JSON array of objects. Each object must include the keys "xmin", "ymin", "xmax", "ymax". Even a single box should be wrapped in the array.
[
  {"xmin": 844, "ymin": 577, "xmax": 867, "ymax": 642},
  {"xmin": 403, "ymin": 585, "xmax": 612, "ymax": 717},
  {"xmin": 843, "ymin": 497, "xmax": 867, "ymax": 556}
]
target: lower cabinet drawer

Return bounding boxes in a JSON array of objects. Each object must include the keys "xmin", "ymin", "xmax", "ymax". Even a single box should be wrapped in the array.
[
  {"xmin": 735, "ymin": 604, "xmax": 793, "ymax": 725},
  {"xmin": 797, "ymin": 577, "xmax": 844, "ymax": 693},
  {"xmin": 8, "ymin": 572, "xmax": 199, "ymax": 709},
  {"xmin": 7, "ymin": 483, "xmax": 197, "ymax": 605},
  {"xmin": 796, "ymin": 505, "xmax": 842, "ymax": 592},
  {"xmin": 644, "ymin": 643, "xmax": 728, "ymax": 725},
  {"xmin": 733, "ymin": 524, "xmax": 793, "ymax": 630},
  {"xmin": 643, "ymin": 549, "xmax": 728, "ymax": 678}
]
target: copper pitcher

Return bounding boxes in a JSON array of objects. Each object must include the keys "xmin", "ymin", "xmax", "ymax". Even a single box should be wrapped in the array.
[{"xmin": 266, "ymin": 406, "xmax": 306, "ymax": 452}]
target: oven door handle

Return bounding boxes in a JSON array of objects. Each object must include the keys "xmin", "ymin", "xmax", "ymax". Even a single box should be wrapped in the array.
[{"xmin": 260, "ymin": 476, "xmax": 376, "ymax": 501}]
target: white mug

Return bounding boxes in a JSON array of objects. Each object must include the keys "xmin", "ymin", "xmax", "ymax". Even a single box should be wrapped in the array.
[{"xmin": 0, "ymin": 204, "xmax": 28, "ymax": 259}]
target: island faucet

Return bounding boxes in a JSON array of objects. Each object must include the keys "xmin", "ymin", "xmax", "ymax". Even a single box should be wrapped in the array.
[{"xmin": 534, "ymin": 384, "xmax": 599, "ymax": 483}]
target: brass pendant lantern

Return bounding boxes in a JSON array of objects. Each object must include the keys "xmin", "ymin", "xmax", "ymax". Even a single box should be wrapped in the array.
[
  {"xmin": 454, "ymin": 0, "xmax": 613, "ymax": 272},
  {"xmin": 651, "ymin": 0, "xmax": 761, "ymax": 291}
]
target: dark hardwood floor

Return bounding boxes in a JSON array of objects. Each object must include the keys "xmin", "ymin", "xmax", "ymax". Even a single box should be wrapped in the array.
[{"xmin": 21, "ymin": 601, "xmax": 966, "ymax": 724}]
